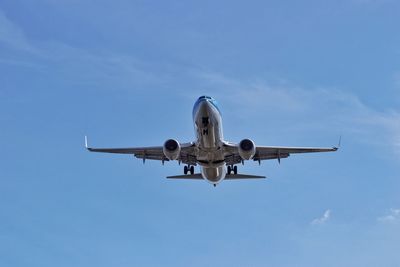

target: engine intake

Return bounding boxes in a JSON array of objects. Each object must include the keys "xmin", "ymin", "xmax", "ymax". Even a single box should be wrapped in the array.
[
  {"xmin": 163, "ymin": 139, "xmax": 181, "ymax": 160},
  {"xmin": 238, "ymin": 139, "xmax": 256, "ymax": 160}
]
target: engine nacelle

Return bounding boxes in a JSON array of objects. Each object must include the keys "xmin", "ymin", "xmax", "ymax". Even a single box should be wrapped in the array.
[
  {"xmin": 238, "ymin": 139, "xmax": 256, "ymax": 160},
  {"xmin": 163, "ymin": 139, "xmax": 181, "ymax": 160}
]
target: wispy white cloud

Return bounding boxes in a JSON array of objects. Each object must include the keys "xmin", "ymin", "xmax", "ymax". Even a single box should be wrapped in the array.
[
  {"xmin": 0, "ymin": 7, "xmax": 168, "ymax": 88},
  {"xmin": 0, "ymin": 9, "xmax": 39, "ymax": 54},
  {"xmin": 194, "ymin": 71, "xmax": 400, "ymax": 156},
  {"xmin": 0, "ymin": 57, "xmax": 45, "ymax": 69},
  {"xmin": 394, "ymin": 71, "xmax": 400, "ymax": 88},
  {"xmin": 0, "ymin": 16, "xmax": 169, "ymax": 92},
  {"xmin": 353, "ymin": 0, "xmax": 395, "ymax": 4},
  {"xmin": 378, "ymin": 208, "xmax": 400, "ymax": 223},
  {"xmin": 311, "ymin": 209, "xmax": 331, "ymax": 225}
]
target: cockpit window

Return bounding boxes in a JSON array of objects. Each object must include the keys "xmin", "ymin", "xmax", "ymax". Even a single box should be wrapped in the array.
[{"xmin": 198, "ymin": 95, "xmax": 212, "ymax": 100}]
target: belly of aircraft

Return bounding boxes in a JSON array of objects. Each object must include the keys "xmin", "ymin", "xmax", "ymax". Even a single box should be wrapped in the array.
[{"xmin": 201, "ymin": 166, "xmax": 226, "ymax": 183}]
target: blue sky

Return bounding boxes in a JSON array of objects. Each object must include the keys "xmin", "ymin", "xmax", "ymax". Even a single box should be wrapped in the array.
[{"xmin": 1, "ymin": 0, "xmax": 400, "ymax": 266}]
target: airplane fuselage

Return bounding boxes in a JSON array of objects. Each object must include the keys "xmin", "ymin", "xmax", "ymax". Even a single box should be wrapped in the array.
[
  {"xmin": 192, "ymin": 96, "xmax": 227, "ymax": 184},
  {"xmin": 86, "ymin": 96, "xmax": 339, "ymax": 186}
]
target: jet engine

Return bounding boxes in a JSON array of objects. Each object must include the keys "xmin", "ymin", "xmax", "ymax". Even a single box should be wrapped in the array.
[
  {"xmin": 163, "ymin": 139, "xmax": 181, "ymax": 160},
  {"xmin": 238, "ymin": 139, "xmax": 256, "ymax": 160}
]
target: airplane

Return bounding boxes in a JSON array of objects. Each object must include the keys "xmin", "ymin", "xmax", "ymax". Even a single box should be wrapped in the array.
[{"xmin": 86, "ymin": 95, "xmax": 339, "ymax": 186}]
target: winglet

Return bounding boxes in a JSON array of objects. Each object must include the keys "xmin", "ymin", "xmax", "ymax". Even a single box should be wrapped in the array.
[
  {"xmin": 85, "ymin": 136, "xmax": 88, "ymax": 149},
  {"xmin": 333, "ymin": 136, "xmax": 341, "ymax": 150}
]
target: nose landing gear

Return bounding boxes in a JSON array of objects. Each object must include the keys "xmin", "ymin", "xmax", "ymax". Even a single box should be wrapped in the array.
[
  {"xmin": 184, "ymin": 165, "xmax": 195, "ymax": 175},
  {"xmin": 227, "ymin": 165, "xmax": 238, "ymax": 175}
]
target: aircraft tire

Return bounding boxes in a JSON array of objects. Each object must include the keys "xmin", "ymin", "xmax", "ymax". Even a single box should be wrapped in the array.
[
  {"xmin": 184, "ymin": 165, "xmax": 188, "ymax": 175},
  {"xmin": 190, "ymin": 166, "xmax": 194, "ymax": 174}
]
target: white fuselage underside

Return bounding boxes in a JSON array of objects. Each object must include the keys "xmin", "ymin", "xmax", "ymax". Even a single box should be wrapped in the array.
[{"xmin": 192, "ymin": 99, "xmax": 227, "ymax": 184}]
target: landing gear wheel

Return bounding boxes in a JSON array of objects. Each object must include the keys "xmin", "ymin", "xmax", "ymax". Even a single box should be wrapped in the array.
[
  {"xmin": 227, "ymin": 165, "xmax": 232, "ymax": 175},
  {"xmin": 190, "ymin": 166, "xmax": 194, "ymax": 175},
  {"xmin": 184, "ymin": 165, "xmax": 188, "ymax": 175},
  {"xmin": 233, "ymin": 165, "xmax": 238, "ymax": 175}
]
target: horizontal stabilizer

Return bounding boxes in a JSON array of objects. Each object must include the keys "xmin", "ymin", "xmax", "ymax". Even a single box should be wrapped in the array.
[
  {"xmin": 225, "ymin": 174, "xmax": 266, "ymax": 179},
  {"xmin": 166, "ymin": 173, "xmax": 266, "ymax": 180},
  {"xmin": 166, "ymin": 174, "xmax": 203, "ymax": 179}
]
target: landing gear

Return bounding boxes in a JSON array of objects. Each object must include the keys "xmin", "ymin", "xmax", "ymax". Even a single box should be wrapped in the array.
[
  {"xmin": 227, "ymin": 165, "xmax": 238, "ymax": 175},
  {"xmin": 184, "ymin": 165, "xmax": 195, "ymax": 175}
]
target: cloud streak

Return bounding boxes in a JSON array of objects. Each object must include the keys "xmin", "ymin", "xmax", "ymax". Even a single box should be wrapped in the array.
[
  {"xmin": 194, "ymin": 71, "xmax": 400, "ymax": 157},
  {"xmin": 0, "ymin": 9, "xmax": 40, "ymax": 54},
  {"xmin": 0, "ymin": 7, "xmax": 171, "ymax": 90},
  {"xmin": 2, "ymin": 7, "xmax": 400, "ymax": 153},
  {"xmin": 378, "ymin": 208, "xmax": 400, "ymax": 223},
  {"xmin": 311, "ymin": 209, "xmax": 331, "ymax": 225}
]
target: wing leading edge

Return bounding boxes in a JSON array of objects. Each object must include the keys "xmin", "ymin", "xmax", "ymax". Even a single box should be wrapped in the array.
[{"xmin": 85, "ymin": 136, "xmax": 196, "ymax": 165}]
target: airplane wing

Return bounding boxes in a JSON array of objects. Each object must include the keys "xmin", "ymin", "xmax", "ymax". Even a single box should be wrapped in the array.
[
  {"xmin": 224, "ymin": 141, "xmax": 339, "ymax": 165},
  {"xmin": 253, "ymin": 145, "xmax": 338, "ymax": 162},
  {"xmin": 85, "ymin": 136, "xmax": 197, "ymax": 165}
]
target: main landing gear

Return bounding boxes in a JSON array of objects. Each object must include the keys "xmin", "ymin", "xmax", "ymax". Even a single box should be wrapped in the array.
[
  {"xmin": 227, "ymin": 165, "xmax": 237, "ymax": 175},
  {"xmin": 184, "ymin": 165, "xmax": 194, "ymax": 175}
]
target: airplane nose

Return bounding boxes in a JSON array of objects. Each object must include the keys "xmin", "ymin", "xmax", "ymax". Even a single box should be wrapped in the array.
[
  {"xmin": 192, "ymin": 98, "xmax": 215, "ymax": 120},
  {"xmin": 197, "ymin": 100, "xmax": 212, "ymax": 113}
]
